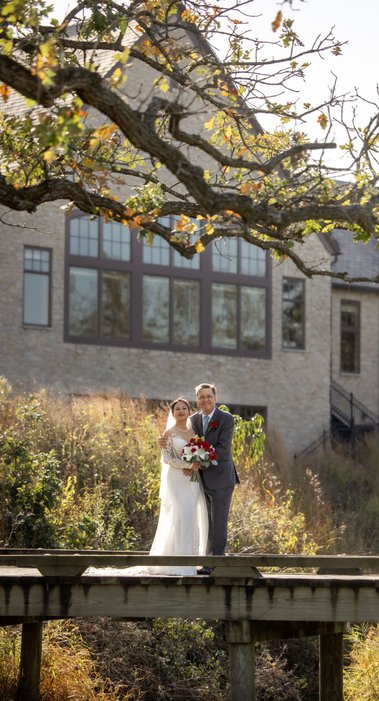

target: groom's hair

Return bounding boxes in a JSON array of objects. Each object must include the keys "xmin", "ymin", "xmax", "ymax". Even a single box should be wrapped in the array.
[{"xmin": 195, "ymin": 383, "xmax": 217, "ymax": 397}]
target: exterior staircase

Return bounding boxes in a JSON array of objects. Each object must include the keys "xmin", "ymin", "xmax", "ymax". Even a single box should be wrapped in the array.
[
  {"xmin": 331, "ymin": 379, "xmax": 379, "ymax": 440},
  {"xmin": 295, "ymin": 380, "xmax": 379, "ymax": 459}
]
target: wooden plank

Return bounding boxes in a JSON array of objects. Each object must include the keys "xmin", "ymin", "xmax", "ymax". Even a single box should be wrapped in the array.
[
  {"xmin": 319, "ymin": 632, "xmax": 344, "ymax": 701},
  {"xmin": 0, "ymin": 576, "xmax": 378, "ymax": 622},
  {"xmin": 250, "ymin": 621, "xmax": 348, "ymax": 642},
  {"xmin": 17, "ymin": 622, "xmax": 43, "ymax": 701},
  {"xmin": 0, "ymin": 553, "xmax": 379, "ymax": 577}
]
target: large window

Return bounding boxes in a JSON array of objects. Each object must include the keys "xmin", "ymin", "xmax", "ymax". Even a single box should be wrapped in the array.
[
  {"xmin": 23, "ymin": 247, "xmax": 51, "ymax": 326},
  {"xmin": 65, "ymin": 214, "xmax": 271, "ymax": 356},
  {"xmin": 340, "ymin": 300, "xmax": 360, "ymax": 373},
  {"xmin": 282, "ymin": 278, "xmax": 305, "ymax": 349}
]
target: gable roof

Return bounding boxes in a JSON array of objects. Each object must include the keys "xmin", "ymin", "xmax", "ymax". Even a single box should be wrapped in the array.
[{"xmin": 331, "ymin": 229, "xmax": 379, "ymax": 291}]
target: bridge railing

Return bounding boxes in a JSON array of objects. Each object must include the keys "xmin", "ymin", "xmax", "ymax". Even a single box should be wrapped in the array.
[{"xmin": 1, "ymin": 549, "xmax": 378, "ymax": 577}]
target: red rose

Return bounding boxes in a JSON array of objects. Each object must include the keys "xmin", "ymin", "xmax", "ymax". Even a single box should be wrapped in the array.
[{"xmin": 210, "ymin": 420, "xmax": 219, "ymax": 429}]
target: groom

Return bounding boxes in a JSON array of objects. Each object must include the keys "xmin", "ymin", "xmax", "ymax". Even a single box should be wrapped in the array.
[{"xmin": 190, "ymin": 383, "xmax": 239, "ymax": 565}]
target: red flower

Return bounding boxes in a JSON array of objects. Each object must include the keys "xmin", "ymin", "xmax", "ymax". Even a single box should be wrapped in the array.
[{"xmin": 210, "ymin": 420, "xmax": 219, "ymax": 429}]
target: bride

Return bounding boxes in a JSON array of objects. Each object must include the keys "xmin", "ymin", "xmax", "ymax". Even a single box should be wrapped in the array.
[{"xmin": 85, "ymin": 397, "xmax": 208, "ymax": 576}]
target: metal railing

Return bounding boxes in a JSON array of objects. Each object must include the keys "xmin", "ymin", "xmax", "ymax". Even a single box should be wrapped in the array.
[
  {"xmin": 295, "ymin": 381, "xmax": 379, "ymax": 460},
  {"xmin": 294, "ymin": 430, "xmax": 330, "ymax": 460},
  {"xmin": 331, "ymin": 379, "xmax": 379, "ymax": 429}
]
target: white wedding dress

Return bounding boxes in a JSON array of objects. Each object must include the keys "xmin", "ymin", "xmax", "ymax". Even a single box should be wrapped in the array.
[{"xmin": 85, "ymin": 434, "xmax": 208, "ymax": 577}]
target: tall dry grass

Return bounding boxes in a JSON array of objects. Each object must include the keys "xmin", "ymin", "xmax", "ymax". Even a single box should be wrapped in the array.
[
  {"xmin": 272, "ymin": 434, "xmax": 379, "ymax": 554},
  {"xmin": 0, "ymin": 621, "xmax": 120, "ymax": 701}
]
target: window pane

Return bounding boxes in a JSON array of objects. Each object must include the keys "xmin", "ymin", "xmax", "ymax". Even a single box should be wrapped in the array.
[
  {"xmin": 143, "ymin": 275, "xmax": 169, "ymax": 342},
  {"xmin": 282, "ymin": 278, "xmax": 305, "ymax": 349},
  {"xmin": 341, "ymin": 301, "xmax": 360, "ymax": 373},
  {"xmin": 143, "ymin": 238, "xmax": 170, "ymax": 265},
  {"xmin": 69, "ymin": 267, "xmax": 98, "ymax": 336},
  {"xmin": 24, "ymin": 273, "xmax": 49, "ymax": 325},
  {"xmin": 240, "ymin": 241, "xmax": 267, "ymax": 277},
  {"xmin": 102, "ymin": 222, "xmax": 131, "ymax": 261},
  {"xmin": 24, "ymin": 247, "xmax": 50, "ymax": 273},
  {"xmin": 173, "ymin": 279, "xmax": 200, "ymax": 346},
  {"xmin": 241, "ymin": 287, "xmax": 266, "ymax": 350},
  {"xmin": 70, "ymin": 217, "xmax": 99, "ymax": 257},
  {"xmin": 212, "ymin": 283, "xmax": 237, "ymax": 348},
  {"xmin": 212, "ymin": 239, "xmax": 238, "ymax": 273},
  {"xmin": 102, "ymin": 271, "xmax": 130, "ymax": 338}
]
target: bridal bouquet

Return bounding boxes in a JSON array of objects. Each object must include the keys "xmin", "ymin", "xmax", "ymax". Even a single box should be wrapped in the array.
[{"xmin": 182, "ymin": 435, "xmax": 217, "ymax": 482}]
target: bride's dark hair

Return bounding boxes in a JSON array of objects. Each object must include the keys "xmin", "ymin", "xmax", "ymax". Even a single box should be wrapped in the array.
[{"xmin": 170, "ymin": 396, "xmax": 191, "ymax": 413}]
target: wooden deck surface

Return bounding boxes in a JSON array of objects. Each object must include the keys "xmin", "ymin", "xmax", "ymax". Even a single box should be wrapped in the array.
[{"xmin": 1, "ymin": 558, "xmax": 378, "ymax": 623}]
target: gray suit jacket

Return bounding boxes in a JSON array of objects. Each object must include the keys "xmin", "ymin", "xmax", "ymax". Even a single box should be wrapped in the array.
[{"xmin": 190, "ymin": 407, "xmax": 239, "ymax": 491}]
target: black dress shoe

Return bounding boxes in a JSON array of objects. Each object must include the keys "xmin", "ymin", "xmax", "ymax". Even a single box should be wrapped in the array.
[{"xmin": 197, "ymin": 566, "xmax": 214, "ymax": 575}]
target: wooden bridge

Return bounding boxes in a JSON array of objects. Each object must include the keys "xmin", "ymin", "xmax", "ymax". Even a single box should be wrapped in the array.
[{"xmin": 1, "ymin": 550, "xmax": 378, "ymax": 701}]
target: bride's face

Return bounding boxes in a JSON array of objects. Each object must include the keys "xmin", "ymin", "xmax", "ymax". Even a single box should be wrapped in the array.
[{"xmin": 173, "ymin": 401, "xmax": 190, "ymax": 421}]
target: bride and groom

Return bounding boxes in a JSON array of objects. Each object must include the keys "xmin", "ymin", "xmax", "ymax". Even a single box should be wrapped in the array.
[
  {"xmin": 152, "ymin": 382, "xmax": 239, "ymax": 575},
  {"xmin": 86, "ymin": 382, "xmax": 239, "ymax": 577}
]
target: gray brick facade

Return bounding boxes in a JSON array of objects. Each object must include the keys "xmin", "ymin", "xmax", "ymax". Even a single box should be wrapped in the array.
[{"xmin": 0, "ymin": 208, "xmax": 333, "ymax": 457}]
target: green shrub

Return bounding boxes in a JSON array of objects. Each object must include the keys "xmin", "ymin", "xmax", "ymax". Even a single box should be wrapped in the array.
[{"xmin": 0, "ymin": 430, "xmax": 61, "ymax": 547}]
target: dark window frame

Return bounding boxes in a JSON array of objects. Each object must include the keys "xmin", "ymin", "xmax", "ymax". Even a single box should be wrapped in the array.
[
  {"xmin": 64, "ymin": 213, "xmax": 272, "ymax": 358},
  {"xmin": 282, "ymin": 277, "xmax": 306, "ymax": 350},
  {"xmin": 340, "ymin": 299, "xmax": 360, "ymax": 374},
  {"xmin": 23, "ymin": 245, "xmax": 52, "ymax": 327}
]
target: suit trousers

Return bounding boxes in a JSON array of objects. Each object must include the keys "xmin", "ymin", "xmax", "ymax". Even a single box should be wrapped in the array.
[{"xmin": 203, "ymin": 485, "xmax": 235, "ymax": 555}]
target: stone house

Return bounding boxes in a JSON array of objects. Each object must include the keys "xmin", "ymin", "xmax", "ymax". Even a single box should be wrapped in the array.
[
  {"xmin": 329, "ymin": 231, "xmax": 379, "ymax": 443},
  {"xmin": 0, "ymin": 21, "xmax": 378, "ymax": 457}
]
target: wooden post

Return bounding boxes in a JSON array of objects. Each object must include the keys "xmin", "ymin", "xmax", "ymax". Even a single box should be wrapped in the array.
[
  {"xmin": 17, "ymin": 621, "xmax": 43, "ymax": 701},
  {"xmin": 319, "ymin": 632, "xmax": 344, "ymax": 701},
  {"xmin": 224, "ymin": 621, "xmax": 255, "ymax": 701}
]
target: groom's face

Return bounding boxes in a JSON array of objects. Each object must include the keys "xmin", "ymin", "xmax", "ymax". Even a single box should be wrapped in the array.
[{"xmin": 196, "ymin": 388, "xmax": 216, "ymax": 416}]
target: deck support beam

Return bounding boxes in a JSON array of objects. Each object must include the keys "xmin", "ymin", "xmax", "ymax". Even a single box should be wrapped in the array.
[
  {"xmin": 17, "ymin": 621, "xmax": 43, "ymax": 701},
  {"xmin": 319, "ymin": 631, "xmax": 344, "ymax": 701},
  {"xmin": 224, "ymin": 621, "xmax": 255, "ymax": 701}
]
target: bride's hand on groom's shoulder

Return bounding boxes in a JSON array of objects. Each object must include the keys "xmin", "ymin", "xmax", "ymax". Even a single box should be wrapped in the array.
[{"xmin": 158, "ymin": 431, "xmax": 169, "ymax": 448}]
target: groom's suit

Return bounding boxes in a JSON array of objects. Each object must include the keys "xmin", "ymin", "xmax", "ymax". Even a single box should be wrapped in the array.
[{"xmin": 190, "ymin": 406, "xmax": 239, "ymax": 555}]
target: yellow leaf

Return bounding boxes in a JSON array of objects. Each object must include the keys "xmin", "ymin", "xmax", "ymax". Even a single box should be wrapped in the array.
[
  {"xmin": 195, "ymin": 240, "xmax": 205, "ymax": 253},
  {"xmin": 39, "ymin": 41, "xmax": 52, "ymax": 58},
  {"xmin": 240, "ymin": 182, "xmax": 253, "ymax": 196},
  {"xmin": 89, "ymin": 137, "xmax": 100, "ymax": 150},
  {"xmin": 204, "ymin": 117, "xmax": 215, "ymax": 131},
  {"xmin": 111, "ymin": 67, "xmax": 123, "ymax": 85},
  {"xmin": 158, "ymin": 77, "xmax": 169, "ymax": 93},
  {"xmin": 272, "ymin": 10, "xmax": 282, "ymax": 32},
  {"xmin": 93, "ymin": 124, "xmax": 118, "ymax": 139},
  {"xmin": 119, "ymin": 48, "xmax": 130, "ymax": 64},
  {"xmin": 317, "ymin": 113, "xmax": 328, "ymax": 130},
  {"xmin": 43, "ymin": 149, "xmax": 56, "ymax": 164},
  {"xmin": 0, "ymin": 83, "xmax": 10, "ymax": 102},
  {"xmin": 81, "ymin": 157, "xmax": 94, "ymax": 169}
]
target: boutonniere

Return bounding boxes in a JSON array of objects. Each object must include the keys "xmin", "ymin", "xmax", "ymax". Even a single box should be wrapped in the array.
[{"xmin": 210, "ymin": 420, "xmax": 219, "ymax": 429}]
